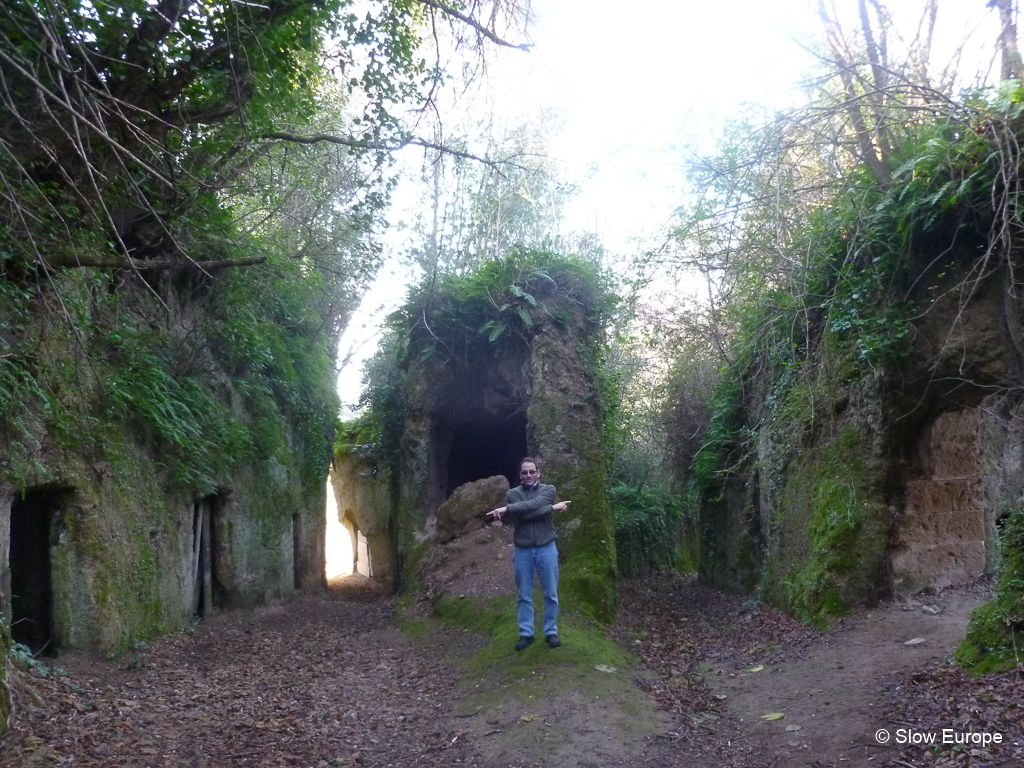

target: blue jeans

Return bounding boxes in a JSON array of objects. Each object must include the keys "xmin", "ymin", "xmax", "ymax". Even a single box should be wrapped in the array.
[{"xmin": 513, "ymin": 541, "xmax": 559, "ymax": 637}]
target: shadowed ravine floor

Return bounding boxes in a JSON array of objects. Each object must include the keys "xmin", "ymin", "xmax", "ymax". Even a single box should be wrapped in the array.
[{"xmin": 0, "ymin": 565, "xmax": 1020, "ymax": 768}]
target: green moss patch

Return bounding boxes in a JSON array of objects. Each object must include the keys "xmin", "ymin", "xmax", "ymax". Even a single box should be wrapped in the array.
[
  {"xmin": 958, "ymin": 503, "xmax": 1024, "ymax": 674},
  {"xmin": 431, "ymin": 594, "xmax": 628, "ymax": 688},
  {"xmin": 771, "ymin": 426, "xmax": 888, "ymax": 625}
]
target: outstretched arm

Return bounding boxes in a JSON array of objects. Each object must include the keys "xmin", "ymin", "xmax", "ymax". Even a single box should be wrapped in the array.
[
  {"xmin": 519, "ymin": 499, "xmax": 571, "ymax": 520},
  {"xmin": 488, "ymin": 489, "xmax": 572, "ymax": 522},
  {"xmin": 506, "ymin": 485, "xmax": 555, "ymax": 520},
  {"xmin": 487, "ymin": 486, "xmax": 557, "ymax": 521},
  {"xmin": 504, "ymin": 485, "xmax": 556, "ymax": 515}
]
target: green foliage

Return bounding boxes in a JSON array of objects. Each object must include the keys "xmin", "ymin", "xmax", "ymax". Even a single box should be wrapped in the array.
[
  {"xmin": 670, "ymin": 85, "xmax": 1024, "ymax": 618},
  {"xmin": 431, "ymin": 594, "xmax": 628, "ymax": 680},
  {"xmin": 823, "ymin": 258, "xmax": 913, "ymax": 366},
  {"xmin": 406, "ymin": 121, "xmax": 577, "ymax": 278},
  {"xmin": 104, "ymin": 331, "xmax": 250, "ymax": 493},
  {"xmin": 690, "ymin": 376, "xmax": 746, "ymax": 497},
  {"xmin": 396, "ymin": 248, "xmax": 616, "ymax": 360},
  {"xmin": 0, "ymin": 0, "xmax": 441, "ymax": 268},
  {"xmin": 335, "ymin": 328, "xmax": 407, "ymax": 472},
  {"xmin": 775, "ymin": 427, "xmax": 888, "ymax": 625},
  {"xmin": 1, "ymin": 241, "xmax": 339, "ymax": 500},
  {"xmin": 609, "ymin": 481, "xmax": 684, "ymax": 577},
  {"xmin": 202, "ymin": 253, "xmax": 341, "ymax": 483},
  {"xmin": 0, "ymin": 281, "xmax": 48, "ymax": 482},
  {"xmin": 959, "ymin": 501, "xmax": 1024, "ymax": 674},
  {"xmin": 334, "ymin": 413, "xmax": 377, "ymax": 457}
]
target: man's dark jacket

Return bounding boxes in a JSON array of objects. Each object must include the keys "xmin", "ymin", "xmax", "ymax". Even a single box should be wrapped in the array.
[{"xmin": 505, "ymin": 482, "xmax": 557, "ymax": 548}]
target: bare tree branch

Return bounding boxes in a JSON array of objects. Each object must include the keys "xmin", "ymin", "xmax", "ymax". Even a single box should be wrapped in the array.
[
  {"xmin": 417, "ymin": 0, "xmax": 533, "ymax": 51},
  {"xmin": 261, "ymin": 131, "xmax": 531, "ymax": 172}
]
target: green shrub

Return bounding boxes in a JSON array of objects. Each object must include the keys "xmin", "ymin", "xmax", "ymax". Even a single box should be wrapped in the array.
[
  {"xmin": 610, "ymin": 481, "xmax": 684, "ymax": 576},
  {"xmin": 958, "ymin": 502, "xmax": 1024, "ymax": 674}
]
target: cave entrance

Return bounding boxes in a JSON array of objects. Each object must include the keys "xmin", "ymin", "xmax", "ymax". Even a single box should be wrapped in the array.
[
  {"xmin": 192, "ymin": 494, "xmax": 225, "ymax": 617},
  {"xmin": 446, "ymin": 412, "xmax": 528, "ymax": 497},
  {"xmin": 10, "ymin": 486, "xmax": 70, "ymax": 656}
]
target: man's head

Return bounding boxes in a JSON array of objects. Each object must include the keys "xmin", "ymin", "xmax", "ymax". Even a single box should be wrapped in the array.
[{"xmin": 519, "ymin": 457, "xmax": 540, "ymax": 486}]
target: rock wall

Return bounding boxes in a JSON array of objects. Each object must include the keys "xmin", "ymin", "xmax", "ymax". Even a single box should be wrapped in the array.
[
  {"xmin": 0, "ymin": 269, "xmax": 335, "ymax": 662},
  {"xmin": 0, "ymin": 440, "xmax": 325, "ymax": 655},
  {"xmin": 704, "ymin": 251, "xmax": 1024, "ymax": 621},
  {"xmin": 527, "ymin": 313, "xmax": 618, "ymax": 621},
  {"xmin": 386, "ymin": 267, "xmax": 618, "ymax": 621},
  {"xmin": 329, "ymin": 456, "xmax": 395, "ymax": 582}
]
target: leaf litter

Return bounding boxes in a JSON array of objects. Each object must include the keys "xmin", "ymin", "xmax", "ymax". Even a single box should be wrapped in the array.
[
  {"xmin": 1, "ymin": 571, "xmax": 1021, "ymax": 768},
  {"xmin": 0, "ymin": 578, "xmax": 477, "ymax": 768}
]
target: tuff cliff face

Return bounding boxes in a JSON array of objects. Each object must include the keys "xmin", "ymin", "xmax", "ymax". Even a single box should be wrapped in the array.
[
  {"xmin": 701, "ymin": 238, "xmax": 1024, "ymax": 628},
  {"xmin": 0, "ymin": 267, "xmax": 336, "ymax": 669},
  {"xmin": 329, "ymin": 456, "xmax": 395, "ymax": 581},
  {"xmin": 398, "ymin": 299, "xmax": 617, "ymax": 620},
  {"xmin": 332, "ymin": 254, "xmax": 619, "ymax": 621}
]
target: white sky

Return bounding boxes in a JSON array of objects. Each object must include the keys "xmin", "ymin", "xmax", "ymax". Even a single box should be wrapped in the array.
[{"xmin": 336, "ymin": 0, "xmax": 1005, "ymax": 411}]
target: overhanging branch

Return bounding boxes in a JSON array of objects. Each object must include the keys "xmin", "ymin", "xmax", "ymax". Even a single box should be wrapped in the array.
[
  {"xmin": 261, "ymin": 131, "xmax": 531, "ymax": 173},
  {"xmin": 416, "ymin": 0, "xmax": 533, "ymax": 51}
]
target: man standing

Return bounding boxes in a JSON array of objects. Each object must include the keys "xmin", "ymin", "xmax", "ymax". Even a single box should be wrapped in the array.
[{"xmin": 488, "ymin": 458, "xmax": 570, "ymax": 651}]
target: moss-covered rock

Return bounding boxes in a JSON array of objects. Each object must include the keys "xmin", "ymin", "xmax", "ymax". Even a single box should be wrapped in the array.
[
  {"xmin": 529, "ymin": 314, "xmax": 618, "ymax": 623},
  {"xmin": 0, "ymin": 250, "xmax": 339, "ymax": 692},
  {"xmin": 376, "ymin": 252, "xmax": 619, "ymax": 620},
  {"xmin": 768, "ymin": 427, "xmax": 889, "ymax": 623},
  {"xmin": 958, "ymin": 503, "xmax": 1024, "ymax": 674}
]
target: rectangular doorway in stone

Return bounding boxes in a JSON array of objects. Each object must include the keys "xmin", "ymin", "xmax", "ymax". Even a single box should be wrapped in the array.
[
  {"xmin": 192, "ymin": 494, "xmax": 225, "ymax": 617},
  {"xmin": 892, "ymin": 409, "xmax": 988, "ymax": 592},
  {"xmin": 446, "ymin": 412, "xmax": 528, "ymax": 496},
  {"xmin": 10, "ymin": 486, "xmax": 72, "ymax": 656},
  {"xmin": 356, "ymin": 530, "xmax": 372, "ymax": 577},
  {"xmin": 292, "ymin": 513, "xmax": 301, "ymax": 589}
]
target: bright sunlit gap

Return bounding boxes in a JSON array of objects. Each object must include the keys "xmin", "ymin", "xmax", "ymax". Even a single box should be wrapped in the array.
[{"xmin": 324, "ymin": 480, "xmax": 353, "ymax": 578}]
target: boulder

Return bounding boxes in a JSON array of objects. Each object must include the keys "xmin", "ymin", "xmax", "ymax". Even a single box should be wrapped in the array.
[{"xmin": 436, "ymin": 475, "xmax": 509, "ymax": 543}]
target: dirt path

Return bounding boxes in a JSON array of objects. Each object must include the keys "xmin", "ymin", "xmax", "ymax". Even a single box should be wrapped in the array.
[
  {"xmin": 1, "ymin": 562, "xmax": 1020, "ymax": 768},
  {"xmin": 705, "ymin": 589, "xmax": 993, "ymax": 766},
  {"xmin": 613, "ymin": 574, "xmax": 1022, "ymax": 768}
]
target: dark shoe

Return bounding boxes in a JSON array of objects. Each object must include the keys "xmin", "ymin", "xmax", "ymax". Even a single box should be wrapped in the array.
[
  {"xmin": 515, "ymin": 635, "xmax": 534, "ymax": 651},
  {"xmin": 546, "ymin": 634, "xmax": 561, "ymax": 648}
]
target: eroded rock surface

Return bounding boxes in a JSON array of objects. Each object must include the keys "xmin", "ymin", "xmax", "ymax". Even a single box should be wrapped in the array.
[{"xmin": 436, "ymin": 475, "xmax": 509, "ymax": 543}]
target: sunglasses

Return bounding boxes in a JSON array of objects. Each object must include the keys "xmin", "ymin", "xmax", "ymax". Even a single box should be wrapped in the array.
[{"xmin": 520, "ymin": 469, "xmax": 538, "ymax": 475}]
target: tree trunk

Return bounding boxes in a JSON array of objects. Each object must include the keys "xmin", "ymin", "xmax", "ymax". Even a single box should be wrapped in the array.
[{"xmin": 994, "ymin": 0, "xmax": 1024, "ymax": 82}]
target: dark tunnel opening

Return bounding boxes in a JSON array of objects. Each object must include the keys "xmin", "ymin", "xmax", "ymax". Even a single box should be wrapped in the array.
[
  {"xmin": 10, "ymin": 487, "xmax": 68, "ymax": 656},
  {"xmin": 193, "ymin": 493, "xmax": 227, "ymax": 618},
  {"xmin": 446, "ymin": 413, "xmax": 528, "ymax": 497}
]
